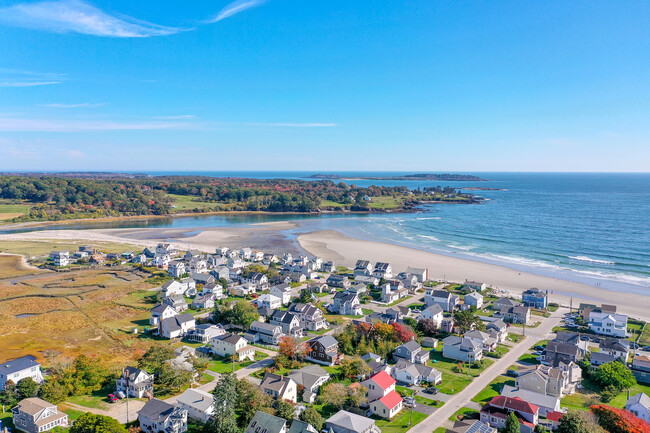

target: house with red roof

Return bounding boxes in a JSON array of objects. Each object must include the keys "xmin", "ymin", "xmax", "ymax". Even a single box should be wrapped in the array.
[
  {"xmin": 361, "ymin": 371, "xmax": 403, "ymax": 419},
  {"xmin": 479, "ymin": 396, "xmax": 539, "ymax": 433}
]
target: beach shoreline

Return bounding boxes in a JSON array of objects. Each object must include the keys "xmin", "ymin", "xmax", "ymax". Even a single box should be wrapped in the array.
[{"xmin": 1, "ymin": 223, "xmax": 648, "ymax": 321}]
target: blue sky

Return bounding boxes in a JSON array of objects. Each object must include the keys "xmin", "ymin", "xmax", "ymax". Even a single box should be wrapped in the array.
[{"xmin": 0, "ymin": 0, "xmax": 649, "ymax": 172}]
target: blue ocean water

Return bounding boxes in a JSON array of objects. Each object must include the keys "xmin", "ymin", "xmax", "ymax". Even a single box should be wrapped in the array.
[{"xmin": 4, "ymin": 172, "xmax": 649, "ymax": 293}]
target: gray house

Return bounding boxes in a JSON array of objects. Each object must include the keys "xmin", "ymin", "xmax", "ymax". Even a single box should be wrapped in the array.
[
  {"xmin": 393, "ymin": 340, "xmax": 430, "ymax": 364},
  {"xmin": 325, "ymin": 410, "xmax": 379, "ymax": 433},
  {"xmin": 245, "ymin": 411, "xmax": 287, "ymax": 433},
  {"xmin": 12, "ymin": 398, "xmax": 68, "ymax": 433},
  {"xmin": 442, "ymin": 336, "xmax": 483, "ymax": 362},
  {"xmin": 138, "ymin": 399, "xmax": 187, "ymax": 433}
]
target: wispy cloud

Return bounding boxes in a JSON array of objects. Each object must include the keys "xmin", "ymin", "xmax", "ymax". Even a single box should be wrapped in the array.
[
  {"xmin": 0, "ymin": 0, "xmax": 184, "ymax": 37},
  {"xmin": 206, "ymin": 0, "xmax": 267, "ymax": 23},
  {"xmin": 0, "ymin": 117, "xmax": 195, "ymax": 132},
  {"xmin": 250, "ymin": 122, "xmax": 338, "ymax": 128},
  {"xmin": 0, "ymin": 68, "xmax": 65, "ymax": 87},
  {"xmin": 40, "ymin": 103, "xmax": 105, "ymax": 108}
]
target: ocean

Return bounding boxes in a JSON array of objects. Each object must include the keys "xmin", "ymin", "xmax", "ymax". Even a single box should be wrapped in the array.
[{"xmin": 4, "ymin": 172, "xmax": 649, "ymax": 293}]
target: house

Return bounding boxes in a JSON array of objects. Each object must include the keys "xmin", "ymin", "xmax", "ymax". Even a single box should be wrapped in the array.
[
  {"xmin": 159, "ymin": 313, "xmax": 196, "ymax": 339},
  {"xmin": 464, "ymin": 292, "xmax": 484, "ymax": 309},
  {"xmin": 210, "ymin": 267, "xmax": 230, "ymax": 282},
  {"xmin": 442, "ymin": 336, "xmax": 483, "ymax": 362},
  {"xmin": 599, "ymin": 338, "xmax": 630, "ymax": 361},
  {"xmin": 492, "ymin": 297, "xmax": 520, "ymax": 310},
  {"xmin": 580, "ymin": 303, "xmax": 617, "ymax": 321},
  {"xmin": 150, "ymin": 304, "xmax": 178, "ymax": 327},
  {"xmin": 270, "ymin": 310, "xmax": 304, "ymax": 338},
  {"xmin": 590, "ymin": 352, "xmax": 618, "ymax": 366},
  {"xmin": 421, "ymin": 337, "xmax": 438, "ymax": 348},
  {"xmin": 441, "ymin": 318, "xmax": 455, "ymax": 333},
  {"xmin": 325, "ymin": 410, "xmax": 378, "ymax": 433},
  {"xmin": 244, "ymin": 272, "xmax": 269, "ymax": 289},
  {"xmin": 161, "ymin": 280, "xmax": 185, "ymax": 297},
  {"xmin": 522, "ymin": 288, "xmax": 548, "ymax": 309},
  {"xmin": 393, "ymin": 340, "xmax": 430, "ymax": 364},
  {"xmin": 362, "ymin": 371, "xmax": 403, "ymax": 420},
  {"xmin": 588, "ymin": 311, "xmax": 628, "ymax": 338},
  {"xmin": 463, "ymin": 280, "xmax": 487, "ymax": 292},
  {"xmin": 381, "ymin": 281, "xmax": 408, "ymax": 304},
  {"xmin": 372, "ymin": 262, "xmax": 393, "ymax": 279},
  {"xmin": 405, "ymin": 267, "xmax": 428, "ymax": 282},
  {"xmin": 156, "ymin": 243, "xmax": 175, "ymax": 256},
  {"xmin": 270, "ymin": 283, "xmax": 293, "ymax": 305},
  {"xmin": 210, "ymin": 333, "xmax": 255, "ymax": 361},
  {"xmin": 251, "ymin": 251, "xmax": 265, "ymax": 262},
  {"xmin": 260, "ymin": 373, "xmax": 297, "ymax": 403},
  {"xmin": 138, "ymin": 398, "xmax": 187, "ymax": 433},
  {"xmin": 330, "ymin": 292, "xmax": 362, "ymax": 316},
  {"xmin": 349, "ymin": 283, "xmax": 368, "ymax": 295},
  {"xmin": 287, "ymin": 364, "xmax": 330, "ymax": 403},
  {"xmin": 516, "ymin": 363, "xmax": 582, "ymax": 398},
  {"xmin": 256, "ymin": 294, "xmax": 282, "ymax": 310},
  {"xmin": 398, "ymin": 273, "xmax": 422, "ymax": 291},
  {"xmin": 191, "ymin": 295, "xmax": 215, "ymax": 310},
  {"xmin": 115, "ymin": 366, "xmax": 154, "ymax": 398},
  {"xmin": 189, "ymin": 272, "xmax": 215, "ymax": 286},
  {"xmin": 248, "ymin": 321, "xmax": 285, "ymax": 345},
  {"xmin": 500, "ymin": 385, "xmax": 561, "ymax": 417},
  {"xmin": 322, "ymin": 261, "xmax": 336, "ymax": 273},
  {"xmin": 288, "ymin": 303, "xmax": 327, "ymax": 331},
  {"xmin": 11, "ymin": 398, "xmax": 68, "ymax": 433},
  {"xmin": 153, "ymin": 254, "xmax": 171, "ymax": 268},
  {"xmin": 174, "ymin": 389, "xmax": 214, "ymax": 423},
  {"xmin": 542, "ymin": 333, "xmax": 587, "ymax": 366},
  {"xmin": 49, "ymin": 251, "xmax": 69, "ymax": 267},
  {"xmin": 201, "ymin": 282, "xmax": 224, "ymax": 299},
  {"xmin": 479, "ymin": 396, "xmax": 539, "ymax": 433},
  {"xmin": 632, "ymin": 355, "xmax": 650, "ymax": 385},
  {"xmin": 354, "ymin": 260, "xmax": 373, "ymax": 277},
  {"xmin": 391, "ymin": 359, "xmax": 441, "ymax": 386},
  {"xmin": 425, "ymin": 289, "xmax": 459, "ymax": 312},
  {"xmin": 230, "ymin": 285, "xmax": 254, "ymax": 297},
  {"xmin": 288, "ymin": 271, "xmax": 309, "ymax": 283},
  {"xmin": 245, "ymin": 411, "xmax": 287, "ymax": 433},
  {"xmin": 0, "ymin": 356, "xmax": 43, "ymax": 391},
  {"xmin": 327, "ymin": 274, "xmax": 351, "ymax": 290},
  {"xmin": 186, "ymin": 324, "xmax": 225, "ymax": 344},
  {"xmin": 500, "ymin": 306, "xmax": 531, "ymax": 324},
  {"xmin": 288, "ymin": 421, "xmax": 317, "ymax": 433},
  {"xmin": 625, "ymin": 393, "xmax": 650, "ymax": 423},
  {"xmin": 228, "ymin": 258, "xmax": 245, "ymax": 269},
  {"xmin": 306, "ymin": 335, "xmax": 342, "ymax": 366},
  {"xmin": 486, "ymin": 319, "xmax": 508, "ymax": 343},
  {"xmin": 446, "ymin": 420, "xmax": 496, "ymax": 433},
  {"xmin": 463, "ymin": 330, "xmax": 497, "ymax": 352},
  {"xmin": 168, "ymin": 261, "xmax": 186, "ymax": 278},
  {"xmin": 419, "ymin": 304, "xmax": 444, "ymax": 328},
  {"xmin": 355, "ymin": 275, "xmax": 380, "ymax": 286},
  {"xmin": 163, "ymin": 295, "xmax": 188, "ymax": 313}
]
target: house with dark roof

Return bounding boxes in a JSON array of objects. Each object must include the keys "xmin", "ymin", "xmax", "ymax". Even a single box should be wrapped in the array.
[
  {"xmin": 159, "ymin": 313, "xmax": 196, "ymax": 339},
  {"xmin": 522, "ymin": 288, "xmax": 548, "ymax": 309},
  {"xmin": 0, "ymin": 356, "xmax": 43, "ymax": 391},
  {"xmin": 632, "ymin": 355, "xmax": 650, "ymax": 384},
  {"xmin": 248, "ymin": 321, "xmax": 285, "ymax": 345},
  {"xmin": 245, "ymin": 411, "xmax": 287, "ymax": 433},
  {"xmin": 393, "ymin": 340, "xmax": 430, "ymax": 364},
  {"xmin": 372, "ymin": 262, "xmax": 393, "ymax": 279},
  {"xmin": 462, "ymin": 281, "xmax": 487, "ymax": 292},
  {"xmin": 486, "ymin": 319, "xmax": 508, "ymax": 343},
  {"xmin": 479, "ymin": 396, "xmax": 539, "ymax": 433},
  {"xmin": 327, "ymin": 274, "xmax": 351, "ymax": 290},
  {"xmin": 329, "ymin": 291, "xmax": 361, "ymax": 316},
  {"xmin": 542, "ymin": 340, "xmax": 585, "ymax": 366},
  {"xmin": 116, "ymin": 366, "xmax": 154, "ymax": 398},
  {"xmin": 442, "ymin": 336, "xmax": 483, "ymax": 362},
  {"xmin": 499, "ymin": 306, "xmax": 530, "ymax": 324},
  {"xmin": 306, "ymin": 335, "xmax": 342, "ymax": 366},
  {"xmin": 186, "ymin": 323, "xmax": 225, "ymax": 344},
  {"xmin": 287, "ymin": 364, "xmax": 330, "ymax": 403},
  {"xmin": 260, "ymin": 373, "xmax": 297, "ymax": 403},
  {"xmin": 446, "ymin": 420, "xmax": 496, "ymax": 433},
  {"xmin": 210, "ymin": 333, "xmax": 255, "ymax": 361},
  {"xmin": 288, "ymin": 303, "xmax": 327, "ymax": 331},
  {"xmin": 354, "ymin": 260, "xmax": 373, "ymax": 277},
  {"xmin": 425, "ymin": 289, "xmax": 459, "ymax": 312},
  {"xmin": 138, "ymin": 398, "xmax": 187, "ymax": 433},
  {"xmin": 270, "ymin": 310, "xmax": 303, "ymax": 338},
  {"xmin": 492, "ymin": 297, "xmax": 520, "ymax": 310},
  {"xmin": 287, "ymin": 420, "xmax": 317, "ymax": 433},
  {"xmin": 11, "ymin": 398, "xmax": 68, "ymax": 433}
]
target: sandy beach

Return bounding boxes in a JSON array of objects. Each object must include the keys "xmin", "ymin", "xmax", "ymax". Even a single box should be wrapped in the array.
[{"xmin": 1, "ymin": 223, "xmax": 649, "ymax": 321}]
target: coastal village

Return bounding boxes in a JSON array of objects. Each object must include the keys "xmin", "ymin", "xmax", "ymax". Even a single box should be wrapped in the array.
[{"xmin": 1, "ymin": 243, "xmax": 650, "ymax": 433}]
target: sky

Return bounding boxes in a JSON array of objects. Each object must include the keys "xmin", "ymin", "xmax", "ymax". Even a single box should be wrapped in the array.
[{"xmin": 0, "ymin": 0, "xmax": 649, "ymax": 172}]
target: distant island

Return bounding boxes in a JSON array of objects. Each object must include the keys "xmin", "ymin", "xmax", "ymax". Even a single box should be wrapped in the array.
[
  {"xmin": 0, "ymin": 174, "xmax": 483, "ymax": 224},
  {"xmin": 308, "ymin": 173, "xmax": 488, "ymax": 181}
]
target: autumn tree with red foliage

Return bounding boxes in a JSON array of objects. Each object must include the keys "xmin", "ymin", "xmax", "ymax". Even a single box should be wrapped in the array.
[
  {"xmin": 591, "ymin": 404, "xmax": 650, "ymax": 433},
  {"xmin": 391, "ymin": 322, "xmax": 416, "ymax": 342},
  {"xmin": 278, "ymin": 336, "xmax": 306, "ymax": 361}
]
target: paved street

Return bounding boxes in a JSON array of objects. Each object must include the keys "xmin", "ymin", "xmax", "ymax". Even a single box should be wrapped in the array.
[{"xmin": 407, "ymin": 307, "xmax": 566, "ymax": 433}]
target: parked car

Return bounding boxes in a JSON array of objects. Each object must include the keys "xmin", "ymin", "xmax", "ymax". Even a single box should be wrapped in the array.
[
  {"xmin": 534, "ymin": 345, "xmax": 545, "ymax": 350},
  {"xmin": 630, "ymin": 343, "xmax": 640, "ymax": 350},
  {"xmin": 642, "ymin": 346, "xmax": 650, "ymax": 351},
  {"xmin": 580, "ymin": 336, "xmax": 590, "ymax": 341},
  {"xmin": 107, "ymin": 394, "xmax": 118, "ymax": 403},
  {"xmin": 403, "ymin": 397, "xmax": 415, "ymax": 407},
  {"xmin": 506, "ymin": 369, "xmax": 519, "ymax": 377},
  {"xmin": 424, "ymin": 387, "xmax": 439, "ymax": 394}
]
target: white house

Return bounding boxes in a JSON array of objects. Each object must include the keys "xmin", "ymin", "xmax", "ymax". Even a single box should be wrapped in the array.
[
  {"xmin": 463, "ymin": 280, "xmax": 486, "ymax": 292},
  {"xmin": 159, "ymin": 314, "xmax": 195, "ymax": 339},
  {"xmin": 464, "ymin": 291, "xmax": 484, "ymax": 309},
  {"xmin": 260, "ymin": 373, "xmax": 298, "ymax": 403},
  {"xmin": 210, "ymin": 333, "xmax": 255, "ymax": 361},
  {"xmin": 391, "ymin": 359, "xmax": 441, "ymax": 386},
  {"xmin": 168, "ymin": 261, "xmax": 186, "ymax": 278},
  {"xmin": 0, "ymin": 356, "xmax": 43, "ymax": 391},
  {"xmin": 588, "ymin": 311, "xmax": 628, "ymax": 338},
  {"xmin": 116, "ymin": 367, "xmax": 154, "ymax": 398},
  {"xmin": 161, "ymin": 280, "xmax": 185, "ymax": 297},
  {"xmin": 174, "ymin": 389, "xmax": 215, "ymax": 423},
  {"xmin": 362, "ymin": 371, "xmax": 403, "ymax": 420},
  {"xmin": 270, "ymin": 283, "xmax": 293, "ymax": 305},
  {"xmin": 256, "ymin": 294, "xmax": 282, "ymax": 310},
  {"xmin": 150, "ymin": 304, "xmax": 178, "ymax": 326},
  {"xmin": 419, "ymin": 304, "xmax": 444, "ymax": 328},
  {"xmin": 49, "ymin": 251, "xmax": 69, "ymax": 267},
  {"xmin": 372, "ymin": 262, "xmax": 393, "ymax": 279},
  {"xmin": 626, "ymin": 393, "xmax": 650, "ymax": 423},
  {"xmin": 138, "ymin": 399, "xmax": 187, "ymax": 433}
]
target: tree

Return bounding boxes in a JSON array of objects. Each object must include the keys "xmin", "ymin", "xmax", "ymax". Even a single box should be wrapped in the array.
[
  {"xmin": 298, "ymin": 289, "xmax": 314, "ymax": 304},
  {"xmin": 346, "ymin": 385, "xmax": 367, "ymax": 408},
  {"xmin": 17, "ymin": 377, "xmax": 40, "ymax": 399},
  {"xmin": 339, "ymin": 357, "xmax": 371, "ymax": 380},
  {"xmin": 416, "ymin": 318, "xmax": 438, "ymax": 337},
  {"xmin": 534, "ymin": 426, "xmax": 550, "ymax": 433},
  {"xmin": 154, "ymin": 364, "xmax": 193, "ymax": 396},
  {"xmin": 278, "ymin": 336, "xmax": 307, "ymax": 361},
  {"xmin": 591, "ymin": 361, "xmax": 636, "ymax": 392},
  {"xmin": 504, "ymin": 412, "xmax": 520, "ymax": 433},
  {"xmin": 391, "ymin": 322, "xmax": 416, "ymax": 342},
  {"xmin": 0, "ymin": 381, "xmax": 19, "ymax": 407},
  {"xmin": 275, "ymin": 400, "xmax": 296, "ymax": 421},
  {"xmin": 591, "ymin": 404, "xmax": 650, "ymax": 433},
  {"xmin": 557, "ymin": 410, "xmax": 606, "ymax": 433},
  {"xmin": 138, "ymin": 345, "xmax": 175, "ymax": 373},
  {"xmin": 300, "ymin": 408, "xmax": 324, "ymax": 431},
  {"xmin": 235, "ymin": 379, "xmax": 273, "ymax": 427},
  {"xmin": 38, "ymin": 380, "xmax": 69, "ymax": 404},
  {"xmin": 69, "ymin": 413, "xmax": 127, "ymax": 433},
  {"xmin": 205, "ymin": 374, "xmax": 239, "ymax": 433},
  {"xmin": 318, "ymin": 383, "xmax": 348, "ymax": 409},
  {"xmin": 454, "ymin": 310, "xmax": 483, "ymax": 333},
  {"xmin": 216, "ymin": 301, "xmax": 259, "ymax": 329}
]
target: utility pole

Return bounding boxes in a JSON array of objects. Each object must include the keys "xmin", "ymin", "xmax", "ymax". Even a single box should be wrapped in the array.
[
  {"xmin": 125, "ymin": 374, "xmax": 130, "ymax": 424},
  {"xmin": 408, "ymin": 389, "xmax": 414, "ymax": 426}
]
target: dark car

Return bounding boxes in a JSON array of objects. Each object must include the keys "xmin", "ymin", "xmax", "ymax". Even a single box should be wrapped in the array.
[
  {"xmin": 630, "ymin": 343, "xmax": 640, "ymax": 350},
  {"xmin": 642, "ymin": 346, "xmax": 650, "ymax": 351},
  {"xmin": 580, "ymin": 336, "xmax": 590, "ymax": 341},
  {"xmin": 506, "ymin": 369, "xmax": 519, "ymax": 377},
  {"xmin": 534, "ymin": 345, "xmax": 545, "ymax": 351},
  {"xmin": 424, "ymin": 387, "xmax": 439, "ymax": 394}
]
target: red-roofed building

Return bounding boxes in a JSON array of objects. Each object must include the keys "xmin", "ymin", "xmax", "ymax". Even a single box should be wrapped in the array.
[
  {"xmin": 362, "ymin": 371, "xmax": 396, "ymax": 401},
  {"xmin": 480, "ymin": 396, "xmax": 539, "ymax": 433},
  {"xmin": 363, "ymin": 371, "xmax": 402, "ymax": 419},
  {"xmin": 544, "ymin": 411, "xmax": 564, "ymax": 430}
]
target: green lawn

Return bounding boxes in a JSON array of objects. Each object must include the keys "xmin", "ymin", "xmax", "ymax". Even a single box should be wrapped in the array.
[
  {"xmin": 0, "ymin": 411, "xmax": 15, "ymax": 430},
  {"xmin": 367, "ymin": 196, "xmax": 405, "ymax": 210},
  {"xmin": 638, "ymin": 324, "xmax": 650, "ymax": 346},
  {"xmin": 449, "ymin": 407, "xmax": 478, "ymax": 422},
  {"xmin": 62, "ymin": 407, "xmax": 86, "ymax": 421},
  {"xmin": 67, "ymin": 393, "xmax": 110, "ymax": 410},
  {"xmin": 386, "ymin": 296, "xmax": 413, "ymax": 307},
  {"xmin": 471, "ymin": 374, "xmax": 516, "ymax": 404},
  {"xmin": 413, "ymin": 395, "xmax": 440, "ymax": 407},
  {"xmin": 167, "ymin": 194, "xmax": 217, "ymax": 211},
  {"xmin": 507, "ymin": 333, "xmax": 524, "ymax": 343},
  {"xmin": 517, "ymin": 353, "xmax": 539, "ymax": 365},
  {"xmin": 374, "ymin": 410, "xmax": 427, "ymax": 433},
  {"xmin": 437, "ymin": 372, "xmax": 472, "ymax": 394},
  {"xmin": 433, "ymin": 428, "xmax": 447, "ymax": 433},
  {"xmin": 208, "ymin": 351, "xmax": 268, "ymax": 373},
  {"xmin": 0, "ymin": 201, "xmax": 32, "ymax": 220}
]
